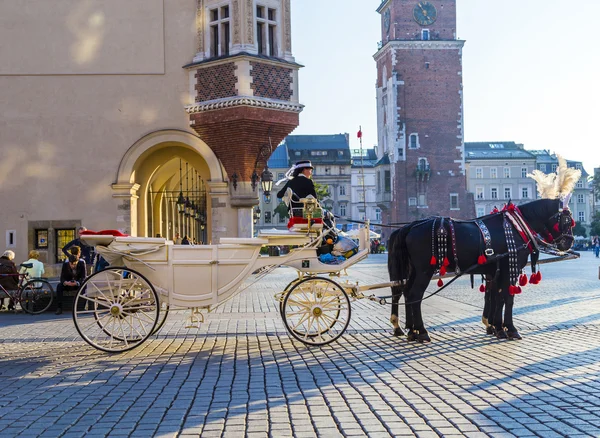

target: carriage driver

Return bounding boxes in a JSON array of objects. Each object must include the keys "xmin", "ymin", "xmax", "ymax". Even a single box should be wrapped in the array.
[
  {"xmin": 276, "ymin": 160, "xmax": 317, "ymax": 215},
  {"xmin": 276, "ymin": 160, "xmax": 336, "ymax": 238}
]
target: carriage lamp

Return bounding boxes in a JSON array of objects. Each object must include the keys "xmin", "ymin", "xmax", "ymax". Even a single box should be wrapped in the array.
[{"xmin": 261, "ymin": 167, "xmax": 273, "ymax": 204}]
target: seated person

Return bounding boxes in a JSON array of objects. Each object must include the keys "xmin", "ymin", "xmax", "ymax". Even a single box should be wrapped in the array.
[
  {"xmin": 20, "ymin": 250, "xmax": 45, "ymax": 279},
  {"xmin": 0, "ymin": 250, "xmax": 19, "ymax": 311},
  {"xmin": 55, "ymin": 254, "xmax": 86, "ymax": 315},
  {"xmin": 276, "ymin": 160, "xmax": 317, "ymax": 217}
]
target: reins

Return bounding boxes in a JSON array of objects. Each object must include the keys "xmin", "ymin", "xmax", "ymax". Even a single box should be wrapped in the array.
[{"xmin": 374, "ymin": 247, "xmax": 520, "ymax": 306}]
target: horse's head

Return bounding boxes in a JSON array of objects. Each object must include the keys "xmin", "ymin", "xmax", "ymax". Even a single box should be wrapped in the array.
[
  {"xmin": 519, "ymin": 198, "xmax": 575, "ymax": 252},
  {"xmin": 542, "ymin": 199, "xmax": 575, "ymax": 251}
]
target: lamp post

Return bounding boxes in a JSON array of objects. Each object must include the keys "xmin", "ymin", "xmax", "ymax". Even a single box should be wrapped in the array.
[
  {"xmin": 176, "ymin": 159, "xmax": 186, "ymax": 215},
  {"xmin": 261, "ymin": 166, "xmax": 273, "ymax": 203}
]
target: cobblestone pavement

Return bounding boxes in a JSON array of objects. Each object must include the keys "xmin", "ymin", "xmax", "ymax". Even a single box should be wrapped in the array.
[{"xmin": 1, "ymin": 252, "xmax": 599, "ymax": 437}]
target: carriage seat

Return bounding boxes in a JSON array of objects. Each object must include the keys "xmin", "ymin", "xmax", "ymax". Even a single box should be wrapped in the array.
[{"xmin": 287, "ymin": 195, "xmax": 324, "ymax": 232}]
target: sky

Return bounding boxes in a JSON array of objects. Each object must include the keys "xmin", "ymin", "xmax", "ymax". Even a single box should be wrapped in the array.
[{"xmin": 290, "ymin": 0, "xmax": 600, "ymax": 175}]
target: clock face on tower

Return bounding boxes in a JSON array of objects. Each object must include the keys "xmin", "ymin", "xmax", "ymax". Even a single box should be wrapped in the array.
[{"xmin": 413, "ymin": 1, "xmax": 437, "ymax": 26}]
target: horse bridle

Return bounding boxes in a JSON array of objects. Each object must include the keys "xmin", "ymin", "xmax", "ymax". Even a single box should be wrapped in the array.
[{"xmin": 545, "ymin": 207, "xmax": 575, "ymax": 248}]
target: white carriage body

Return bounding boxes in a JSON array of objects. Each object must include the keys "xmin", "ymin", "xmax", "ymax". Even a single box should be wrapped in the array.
[{"xmin": 85, "ymin": 227, "xmax": 370, "ymax": 309}]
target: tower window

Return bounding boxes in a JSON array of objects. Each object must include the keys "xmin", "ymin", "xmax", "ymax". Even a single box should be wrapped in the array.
[
  {"xmin": 421, "ymin": 29, "xmax": 430, "ymax": 41},
  {"xmin": 209, "ymin": 6, "xmax": 231, "ymax": 57},
  {"xmin": 257, "ymin": 5, "xmax": 278, "ymax": 56},
  {"xmin": 450, "ymin": 193, "xmax": 459, "ymax": 209},
  {"xmin": 409, "ymin": 133, "xmax": 419, "ymax": 149}
]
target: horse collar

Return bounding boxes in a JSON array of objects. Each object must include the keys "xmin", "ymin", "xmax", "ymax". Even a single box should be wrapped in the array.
[{"xmin": 503, "ymin": 208, "xmax": 538, "ymax": 254}]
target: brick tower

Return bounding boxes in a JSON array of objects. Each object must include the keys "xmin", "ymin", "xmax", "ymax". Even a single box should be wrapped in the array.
[
  {"xmin": 185, "ymin": 0, "xmax": 302, "ymax": 211},
  {"xmin": 374, "ymin": 0, "xmax": 474, "ymax": 223}
]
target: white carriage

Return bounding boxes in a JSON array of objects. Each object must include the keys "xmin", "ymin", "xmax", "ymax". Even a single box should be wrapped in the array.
[{"xmin": 75, "ymin": 200, "xmax": 376, "ymax": 352}]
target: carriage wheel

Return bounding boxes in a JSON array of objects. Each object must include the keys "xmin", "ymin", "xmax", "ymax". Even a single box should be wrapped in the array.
[
  {"xmin": 20, "ymin": 279, "xmax": 54, "ymax": 314},
  {"xmin": 152, "ymin": 301, "xmax": 170, "ymax": 335},
  {"xmin": 282, "ymin": 277, "xmax": 351, "ymax": 346},
  {"xmin": 72, "ymin": 267, "xmax": 159, "ymax": 353},
  {"xmin": 278, "ymin": 278, "xmax": 303, "ymax": 315}
]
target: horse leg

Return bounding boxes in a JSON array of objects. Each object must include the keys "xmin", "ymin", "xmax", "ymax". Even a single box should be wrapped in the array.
[
  {"xmin": 483, "ymin": 278, "xmax": 495, "ymax": 335},
  {"xmin": 492, "ymin": 275, "xmax": 509, "ymax": 339},
  {"xmin": 390, "ymin": 284, "xmax": 405, "ymax": 337},
  {"xmin": 404, "ymin": 272, "xmax": 418, "ymax": 341},
  {"xmin": 503, "ymin": 293, "xmax": 522, "ymax": 340},
  {"xmin": 407, "ymin": 274, "xmax": 432, "ymax": 343}
]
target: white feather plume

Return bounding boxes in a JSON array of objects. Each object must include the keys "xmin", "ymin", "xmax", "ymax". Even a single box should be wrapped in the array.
[
  {"xmin": 527, "ymin": 154, "xmax": 581, "ymax": 200},
  {"xmin": 527, "ymin": 169, "xmax": 557, "ymax": 199},
  {"xmin": 554, "ymin": 155, "xmax": 581, "ymax": 199}
]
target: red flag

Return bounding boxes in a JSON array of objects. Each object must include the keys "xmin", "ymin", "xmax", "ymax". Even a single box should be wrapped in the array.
[{"xmin": 357, "ymin": 129, "xmax": 362, "ymax": 139}]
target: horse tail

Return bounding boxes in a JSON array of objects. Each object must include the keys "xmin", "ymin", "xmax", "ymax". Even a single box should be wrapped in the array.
[{"xmin": 387, "ymin": 224, "xmax": 413, "ymax": 282}]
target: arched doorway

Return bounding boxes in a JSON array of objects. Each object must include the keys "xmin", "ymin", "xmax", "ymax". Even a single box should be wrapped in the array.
[
  {"xmin": 146, "ymin": 157, "xmax": 208, "ymax": 243},
  {"xmin": 114, "ymin": 130, "xmax": 225, "ymax": 239}
]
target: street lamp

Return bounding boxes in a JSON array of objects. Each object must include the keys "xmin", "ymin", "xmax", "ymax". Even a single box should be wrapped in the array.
[
  {"xmin": 261, "ymin": 166, "xmax": 273, "ymax": 204},
  {"xmin": 176, "ymin": 159, "xmax": 186, "ymax": 215},
  {"xmin": 253, "ymin": 206, "xmax": 261, "ymax": 224}
]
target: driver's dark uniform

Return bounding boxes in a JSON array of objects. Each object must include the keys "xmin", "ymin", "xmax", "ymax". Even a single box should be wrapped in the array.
[{"xmin": 276, "ymin": 175, "xmax": 317, "ymax": 217}]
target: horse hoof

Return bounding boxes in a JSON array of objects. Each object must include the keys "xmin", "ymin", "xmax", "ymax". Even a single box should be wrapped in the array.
[
  {"xmin": 393, "ymin": 327, "xmax": 405, "ymax": 337},
  {"xmin": 406, "ymin": 331, "xmax": 417, "ymax": 342},
  {"xmin": 507, "ymin": 331, "xmax": 522, "ymax": 340},
  {"xmin": 486, "ymin": 326, "xmax": 494, "ymax": 335},
  {"xmin": 482, "ymin": 316, "xmax": 489, "ymax": 327},
  {"xmin": 495, "ymin": 329, "xmax": 508, "ymax": 340},
  {"xmin": 417, "ymin": 332, "xmax": 431, "ymax": 343}
]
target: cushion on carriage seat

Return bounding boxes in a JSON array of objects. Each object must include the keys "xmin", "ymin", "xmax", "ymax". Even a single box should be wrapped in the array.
[
  {"xmin": 81, "ymin": 230, "xmax": 129, "ymax": 237},
  {"xmin": 287, "ymin": 216, "xmax": 323, "ymax": 231}
]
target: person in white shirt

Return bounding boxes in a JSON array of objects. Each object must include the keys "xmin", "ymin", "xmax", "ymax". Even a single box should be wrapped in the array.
[{"xmin": 20, "ymin": 250, "xmax": 45, "ymax": 287}]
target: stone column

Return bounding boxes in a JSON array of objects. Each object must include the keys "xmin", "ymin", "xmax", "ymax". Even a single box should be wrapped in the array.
[{"xmin": 111, "ymin": 183, "xmax": 140, "ymax": 236}]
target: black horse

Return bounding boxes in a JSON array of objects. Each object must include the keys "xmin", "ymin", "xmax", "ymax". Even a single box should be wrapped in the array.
[{"xmin": 387, "ymin": 198, "xmax": 575, "ymax": 342}]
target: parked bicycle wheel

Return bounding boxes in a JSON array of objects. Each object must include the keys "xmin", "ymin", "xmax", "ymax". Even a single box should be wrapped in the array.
[{"xmin": 20, "ymin": 279, "xmax": 54, "ymax": 314}]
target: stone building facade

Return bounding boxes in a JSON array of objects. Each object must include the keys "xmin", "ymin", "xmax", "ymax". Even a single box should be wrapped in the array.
[
  {"xmin": 374, "ymin": 0, "xmax": 474, "ymax": 224},
  {"xmin": 464, "ymin": 142, "xmax": 537, "ymax": 217},
  {"xmin": 0, "ymin": 0, "xmax": 300, "ymax": 263}
]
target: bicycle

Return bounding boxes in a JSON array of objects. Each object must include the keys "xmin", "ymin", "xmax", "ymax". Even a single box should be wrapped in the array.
[{"xmin": 0, "ymin": 263, "xmax": 54, "ymax": 314}]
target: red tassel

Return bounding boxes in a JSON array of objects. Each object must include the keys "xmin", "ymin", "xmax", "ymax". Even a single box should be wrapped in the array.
[
  {"xmin": 443, "ymin": 257, "xmax": 450, "ymax": 267},
  {"xmin": 479, "ymin": 284, "xmax": 485, "ymax": 293},
  {"xmin": 530, "ymin": 273, "xmax": 538, "ymax": 285},
  {"xmin": 515, "ymin": 286, "xmax": 522, "ymax": 294},
  {"xmin": 546, "ymin": 234, "xmax": 554, "ymax": 243},
  {"xmin": 437, "ymin": 278, "xmax": 443, "ymax": 287},
  {"xmin": 536, "ymin": 271, "xmax": 542, "ymax": 282},
  {"xmin": 430, "ymin": 255, "xmax": 437, "ymax": 266},
  {"xmin": 509, "ymin": 285, "xmax": 516, "ymax": 296},
  {"xmin": 519, "ymin": 274, "xmax": 528, "ymax": 286},
  {"xmin": 571, "ymin": 219, "xmax": 575, "ymax": 228},
  {"xmin": 553, "ymin": 223, "xmax": 559, "ymax": 232},
  {"xmin": 440, "ymin": 266, "xmax": 447, "ymax": 276},
  {"xmin": 477, "ymin": 255, "xmax": 487, "ymax": 265}
]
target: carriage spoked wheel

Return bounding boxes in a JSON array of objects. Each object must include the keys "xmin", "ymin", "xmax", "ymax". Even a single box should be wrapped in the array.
[
  {"xmin": 281, "ymin": 277, "xmax": 351, "ymax": 346},
  {"xmin": 72, "ymin": 267, "xmax": 159, "ymax": 353},
  {"xmin": 152, "ymin": 300, "xmax": 170, "ymax": 335},
  {"xmin": 278, "ymin": 277, "xmax": 304, "ymax": 316}
]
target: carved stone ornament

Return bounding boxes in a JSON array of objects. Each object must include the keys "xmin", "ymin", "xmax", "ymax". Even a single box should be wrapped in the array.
[
  {"xmin": 196, "ymin": 0, "xmax": 204, "ymax": 54},
  {"xmin": 284, "ymin": 0, "xmax": 291, "ymax": 51},
  {"xmin": 246, "ymin": 0, "xmax": 254, "ymax": 44},
  {"xmin": 233, "ymin": 0, "xmax": 241, "ymax": 45}
]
